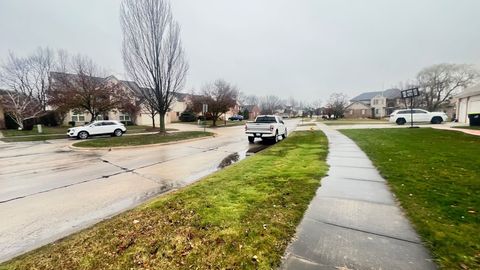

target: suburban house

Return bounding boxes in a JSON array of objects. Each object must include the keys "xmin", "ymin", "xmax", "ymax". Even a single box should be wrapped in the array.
[
  {"xmin": 455, "ymin": 84, "xmax": 480, "ymax": 124},
  {"xmin": 238, "ymin": 104, "xmax": 261, "ymax": 120},
  {"xmin": 50, "ymin": 72, "xmax": 188, "ymax": 127},
  {"xmin": 346, "ymin": 88, "xmax": 404, "ymax": 118}
]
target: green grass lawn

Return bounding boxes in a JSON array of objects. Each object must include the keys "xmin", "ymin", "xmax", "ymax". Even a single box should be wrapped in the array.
[
  {"xmin": 452, "ymin": 126, "xmax": 480, "ymax": 130},
  {"xmin": 321, "ymin": 119, "xmax": 389, "ymax": 125},
  {"xmin": 1, "ymin": 131, "xmax": 328, "ymax": 269},
  {"xmin": 1, "ymin": 126, "xmax": 69, "ymax": 137},
  {"xmin": 341, "ymin": 128, "xmax": 480, "ymax": 269},
  {"xmin": 126, "ymin": 125, "xmax": 178, "ymax": 134},
  {"xmin": 72, "ymin": 131, "xmax": 213, "ymax": 148}
]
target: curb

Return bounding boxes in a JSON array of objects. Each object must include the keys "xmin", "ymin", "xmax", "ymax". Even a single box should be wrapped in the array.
[{"xmin": 68, "ymin": 134, "xmax": 216, "ymax": 151}]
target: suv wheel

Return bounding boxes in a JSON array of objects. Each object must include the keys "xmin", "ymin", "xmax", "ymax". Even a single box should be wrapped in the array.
[
  {"xmin": 113, "ymin": 129, "xmax": 123, "ymax": 137},
  {"xmin": 78, "ymin": 131, "xmax": 89, "ymax": 140},
  {"xmin": 282, "ymin": 129, "xmax": 287, "ymax": 139},
  {"xmin": 431, "ymin": 117, "xmax": 442, "ymax": 124},
  {"xmin": 248, "ymin": 136, "xmax": 255, "ymax": 143},
  {"xmin": 396, "ymin": 118, "xmax": 406, "ymax": 125}
]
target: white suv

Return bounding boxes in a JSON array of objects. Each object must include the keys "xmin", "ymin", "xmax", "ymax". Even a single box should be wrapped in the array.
[
  {"xmin": 67, "ymin": 121, "xmax": 127, "ymax": 139},
  {"xmin": 389, "ymin": 109, "xmax": 447, "ymax": 125}
]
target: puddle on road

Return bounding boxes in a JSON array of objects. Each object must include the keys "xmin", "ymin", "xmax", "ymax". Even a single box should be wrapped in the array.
[{"xmin": 218, "ymin": 151, "xmax": 246, "ymax": 169}]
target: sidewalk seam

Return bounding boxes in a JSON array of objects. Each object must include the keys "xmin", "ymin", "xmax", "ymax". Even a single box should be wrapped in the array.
[{"xmin": 304, "ymin": 217, "xmax": 422, "ymax": 245}]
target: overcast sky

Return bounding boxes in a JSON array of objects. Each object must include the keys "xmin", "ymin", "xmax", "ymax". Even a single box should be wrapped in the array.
[{"xmin": 0, "ymin": 0, "xmax": 479, "ymax": 102}]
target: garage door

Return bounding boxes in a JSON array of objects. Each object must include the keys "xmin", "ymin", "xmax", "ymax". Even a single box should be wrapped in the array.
[{"xmin": 468, "ymin": 100, "xmax": 480, "ymax": 114}]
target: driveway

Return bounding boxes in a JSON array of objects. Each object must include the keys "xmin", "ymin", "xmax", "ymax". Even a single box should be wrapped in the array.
[{"xmin": 0, "ymin": 120, "xmax": 298, "ymax": 262}]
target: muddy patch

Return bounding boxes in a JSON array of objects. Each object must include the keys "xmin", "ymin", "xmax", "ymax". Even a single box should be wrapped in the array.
[{"xmin": 218, "ymin": 151, "xmax": 247, "ymax": 169}]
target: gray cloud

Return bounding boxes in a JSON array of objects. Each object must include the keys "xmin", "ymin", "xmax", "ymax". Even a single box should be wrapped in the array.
[{"xmin": 1, "ymin": 0, "xmax": 479, "ymax": 102}]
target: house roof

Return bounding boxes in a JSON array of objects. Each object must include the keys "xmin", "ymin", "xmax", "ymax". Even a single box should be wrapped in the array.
[
  {"xmin": 346, "ymin": 101, "xmax": 370, "ymax": 109},
  {"xmin": 455, "ymin": 84, "xmax": 480, "ymax": 99},
  {"xmin": 351, "ymin": 88, "xmax": 401, "ymax": 102},
  {"xmin": 242, "ymin": 105, "xmax": 258, "ymax": 111}
]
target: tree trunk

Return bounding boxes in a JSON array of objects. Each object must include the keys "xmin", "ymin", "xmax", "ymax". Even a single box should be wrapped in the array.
[
  {"xmin": 151, "ymin": 113, "xmax": 156, "ymax": 128},
  {"xmin": 159, "ymin": 112, "xmax": 166, "ymax": 133}
]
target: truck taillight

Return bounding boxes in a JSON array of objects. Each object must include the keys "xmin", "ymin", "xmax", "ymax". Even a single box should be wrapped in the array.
[{"xmin": 270, "ymin": 125, "xmax": 274, "ymax": 131}]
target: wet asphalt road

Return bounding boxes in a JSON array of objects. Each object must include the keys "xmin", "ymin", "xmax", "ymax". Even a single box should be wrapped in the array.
[{"xmin": 0, "ymin": 120, "xmax": 298, "ymax": 262}]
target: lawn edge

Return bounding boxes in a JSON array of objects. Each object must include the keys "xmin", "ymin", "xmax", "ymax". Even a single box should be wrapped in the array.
[{"xmin": 69, "ymin": 133, "xmax": 216, "ymax": 151}]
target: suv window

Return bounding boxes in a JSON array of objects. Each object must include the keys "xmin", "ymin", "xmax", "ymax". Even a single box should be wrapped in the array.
[
  {"xmin": 255, "ymin": 116, "xmax": 277, "ymax": 123},
  {"xmin": 414, "ymin": 110, "xmax": 427, "ymax": 114},
  {"xmin": 102, "ymin": 122, "xmax": 115, "ymax": 125}
]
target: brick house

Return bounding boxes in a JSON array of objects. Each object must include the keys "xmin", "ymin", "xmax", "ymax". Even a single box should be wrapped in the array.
[
  {"xmin": 238, "ymin": 104, "xmax": 261, "ymax": 120},
  {"xmin": 345, "ymin": 89, "xmax": 405, "ymax": 118}
]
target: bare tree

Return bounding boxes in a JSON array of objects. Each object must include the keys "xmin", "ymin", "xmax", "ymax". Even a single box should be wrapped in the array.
[
  {"xmin": 417, "ymin": 63, "xmax": 479, "ymax": 111},
  {"xmin": 0, "ymin": 90, "xmax": 41, "ymax": 129},
  {"xmin": 139, "ymin": 88, "xmax": 158, "ymax": 128},
  {"xmin": 121, "ymin": 0, "xmax": 189, "ymax": 133},
  {"xmin": 245, "ymin": 94, "xmax": 259, "ymax": 106},
  {"xmin": 260, "ymin": 95, "xmax": 282, "ymax": 114},
  {"xmin": 326, "ymin": 93, "xmax": 348, "ymax": 119},
  {"xmin": 0, "ymin": 48, "xmax": 55, "ymax": 112},
  {"xmin": 191, "ymin": 79, "xmax": 238, "ymax": 126},
  {"xmin": 0, "ymin": 51, "xmax": 45, "ymax": 128}
]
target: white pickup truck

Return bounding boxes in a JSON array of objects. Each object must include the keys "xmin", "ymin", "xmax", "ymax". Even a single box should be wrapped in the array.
[{"xmin": 245, "ymin": 115, "xmax": 287, "ymax": 143}]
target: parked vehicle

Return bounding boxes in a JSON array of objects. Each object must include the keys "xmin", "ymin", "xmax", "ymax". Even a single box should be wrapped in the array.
[
  {"xmin": 389, "ymin": 109, "xmax": 448, "ymax": 125},
  {"xmin": 228, "ymin": 115, "xmax": 244, "ymax": 121},
  {"xmin": 245, "ymin": 115, "xmax": 287, "ymax": 143},
  {"xmin": 67, "ymin": 120, "xmax": 127, "ymax": 139}
]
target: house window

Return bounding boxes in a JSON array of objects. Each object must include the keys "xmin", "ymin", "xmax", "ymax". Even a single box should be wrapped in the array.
[
  {"xmin": 350, "ymin": 110, "xmax": 353, "ymax": 115},
  {"xmin": 375, "ymin": 109, "xmax": 379, "ymax": 114},
  {"xmin": 71, "ymin": 112, "xmax": 85, "ymax": 122},
  {"xmin": 361, "ymin": 109, "xmax": 365, "ymax": 115},
  {"xmin": 373, "ymin": 99, "xmax": 378, "ymax": 105},
  {"xmin": 119, "ymin": 113, "xmax": 131, "ymax": 122},
  {"xmin": 96, "ymin": 115, "xmax": 104, "ymax": 121}
]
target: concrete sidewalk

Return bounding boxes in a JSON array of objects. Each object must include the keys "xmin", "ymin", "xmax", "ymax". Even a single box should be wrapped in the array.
[{"xmin": 281, "ymin": 124, "xmax": 436, "ymax": 270}]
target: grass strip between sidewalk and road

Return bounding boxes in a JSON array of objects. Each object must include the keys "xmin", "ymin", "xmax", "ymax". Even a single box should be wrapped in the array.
[
  {"xmin": 72, "ymin": 131, "xmax": 213, "ymax": 148},
  {"xmin": 1, "ymin": 130, "xmax": 328, "ymax": 269},
  {"xmin": 321, "ymin": 119, "xmax": 389, "ymax": 125},
  {"xmin": 341, "ymin": 128, "xmax": 480, "ymax": 269}
]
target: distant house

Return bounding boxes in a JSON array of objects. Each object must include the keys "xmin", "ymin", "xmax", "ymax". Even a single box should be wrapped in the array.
[
  {"xmin": 455, "ymin": 84, "xmax": 480, "ymax": 124},
  {"xmin": 50, "ymin": 72, "xmax": 188, "ymax": 127},
  {"xmin": 346, "ymin": 88, "xmax": 405, "ymax": 118},
  {"xmin": 238, "ymin": 105, "xmax": 261, "ymax": 120}
]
